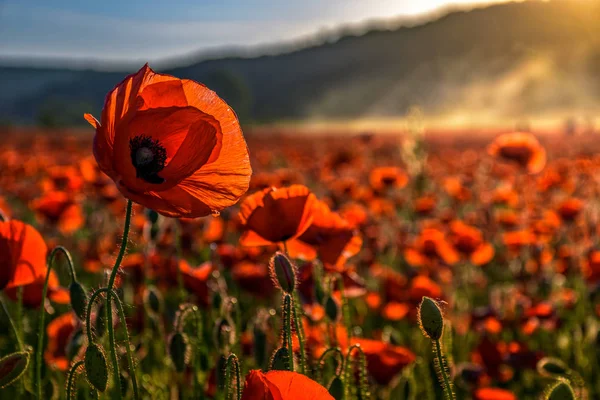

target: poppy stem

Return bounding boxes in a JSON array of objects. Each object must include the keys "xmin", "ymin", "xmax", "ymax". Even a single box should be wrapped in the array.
[
  {"xmin": 282, "ymin": 294, "xmax": 294, "ymax": 372},
  {"xmin": 0, "ymin": 296, "xmax": 23, "ymax": 351},
  {"xmin": 316, "ymin": 347, "xmax": 344, "ymax": 384},
  {"xmin": 434, "ymin": 339, "xmax": 455, "ymax": 400},
  {"xmin": 105, "ymin": 199, "xmax": 133, "ymax": 399},
  {"xmin": 35, "ymin": 245, "xmax": 78, "ymax": 400},
  {"xmin": 66, "ymin": 360, "xmax": 84, "ymax": 400},
  {"xmin": 291, "ymin": 293, "xmax": 306, "ymax": 374}
]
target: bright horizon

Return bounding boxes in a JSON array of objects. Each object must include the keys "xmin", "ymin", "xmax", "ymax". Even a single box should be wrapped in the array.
[{"xmin": 0, "ymin": 0, "xmax": 517, "ymax": 65}]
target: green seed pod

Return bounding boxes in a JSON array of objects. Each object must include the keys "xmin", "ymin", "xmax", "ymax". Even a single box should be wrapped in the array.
[
  {"xmin": 143, "ymin": 286, "xmax": 163, "ymax": 316},
  {"xmin": 537, "ymin": 357, "xmax": 569, "ymax": 377},
  {"xmin": 69, "ymin": 281, "xmax": 88, "ymax": 320},
  {"xmin": 418, "ymin": 296, "xmax": 444, "ymax": 340},
  {"xmin": 325, "ymin": 295, "xmax": 340, "ymax": 322},
  {"xmin": 328, "ymin": 376, "xmax": 345, "ymax": 400},
  {"xmin": 546, "ymin": 380, "xmax": 575, "ymax": 400},
  {"xmin": 168, "ymin": 332, "xmax": 189, "ymax": 373},
  {"xmin": 270, "ymin": 347, "xmax": 291, "ymax": 371},
  {"xmin": 84, "ymin": 344, "xmax": 109, "ymax": 392},
  {"xmin": 0, "ymin": 351, "xmax": 30, "ymax": 388},
  {"xmin": 269, "ymin": 252, "xmax": 296, "ymax": 294}
]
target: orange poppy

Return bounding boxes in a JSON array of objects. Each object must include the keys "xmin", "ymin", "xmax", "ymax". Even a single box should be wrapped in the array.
[
  {"xmin": 231, "ymin": 261, "xmax": 274, "ymax": 297},
  {"xmin": 239, "ymin": 185, "xmax": 316, "ymax": 246},
  {"xmin": 4, "ymin": 269, "xmax": 69, "ymax": 308},
  {"xmin": 487, "ymin": 132, "xmax": 546, "ymax": 174},
  {"xmin": 369, "ymin": 166, "xmax": 408, "ymax": 192},
  {"xmin": 241, "ymin": 370, "xmax": 333, "ymax": 400},
  {"xmin": 44, "ymin": 312, "xmax": 77, "ymax": 371},
  {"xmin": 404, "ymin": 228, "xmax": 459, "ymax": 267},
  {"xmin": 556, "ymin": 198, "xmax": 584, "ymax": 221},
  {"xmin": 84, "ymin": 64, "xmax": 251, "ymax": 218},
  {"xmin": 30, "ymin": 191, "xmax": 84, "ymax": 234},
  {"xmin": 351, "ymin": 338, "xmax": 416, "ymax": 384},
  {"xmin": 473, "ymin": 387, "xmax": 516, "ymax": 400},
  {"xmin": 179, "ymin": 260, "xmax": 214, "ymax": 305},
  {"xmin": 0, "ymin": 219, "xmax": 47, "ymax": 291},
  {"xmin": 286, "ymin": 200, "xmax": 362, "ymax": 268},
  {"xmin": 449, "ymin": 221, "xmax": 495, "ymax": 266}
]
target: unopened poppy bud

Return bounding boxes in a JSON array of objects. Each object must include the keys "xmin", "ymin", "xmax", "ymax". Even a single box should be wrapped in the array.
[
  {"xmin": 270, "ymin": 347, "xmax": 290, "ymax": 371},
  {"xmin": 0, "ymin": 352, "xmax": 30, "ymax": 389},
  {"xmin": 69, "ymin": 281, "xmax": 87, "ymax": 320},
  {"xmin": 418, "ymin": 296, "xmax": 444, "ymax": 340},
  {"xmin": 537, "ymin": 357, "xmax": 569, "ymax": 377},
  {"xmin": 546, "ymin": 380, "xmax": 575, "ymax": 400},
  {"xmin": 143, "ymin": 286, "xmax": 163, "ymax": 316},
  {"xmin": 269, "ymin": 252, "xmax": 296, "ymax": 294},
  {"xmin": 328, "ymin": 376, "xmax": 344, "ymax": 400},
  {"xmin": 325, "ymin": 296, "xmax": 340, "ymax": 322},
  {"xmin": 84, "ymin": 344, "xmax": 108, "ymax": 392},
  {"xmin": 168, "ymin": 332, "xmax": 189, "ymax": 373}
]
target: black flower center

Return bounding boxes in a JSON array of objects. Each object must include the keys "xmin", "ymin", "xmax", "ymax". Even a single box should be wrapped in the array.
[{"xmin": 129, "ymin": 135, "xmax": 167, "ymax": 184}]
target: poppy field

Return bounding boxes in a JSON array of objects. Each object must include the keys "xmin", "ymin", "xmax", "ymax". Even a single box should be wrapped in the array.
[{"xmin": 1, "ymin": 65, "xmax": 599, "ymax": 400}]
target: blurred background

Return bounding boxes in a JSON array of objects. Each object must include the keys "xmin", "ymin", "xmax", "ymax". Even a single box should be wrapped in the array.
[{"xmin": 0, "ymin": 0, "xmax": 598, "ymax": 131}]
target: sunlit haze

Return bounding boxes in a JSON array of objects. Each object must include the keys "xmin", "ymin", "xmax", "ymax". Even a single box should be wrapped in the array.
[{"xmin": 0, "ymin": 0, "xmax": 516, "ymax": 65}]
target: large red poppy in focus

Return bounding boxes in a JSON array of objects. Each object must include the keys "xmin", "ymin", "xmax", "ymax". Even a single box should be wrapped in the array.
[
  {"xmin": 85, "ymin": 64, "xmax": 251, "ymax": 218},
  {"xmin": 241, "ymin": 370, "xmax": 333, "ymax": 400}
]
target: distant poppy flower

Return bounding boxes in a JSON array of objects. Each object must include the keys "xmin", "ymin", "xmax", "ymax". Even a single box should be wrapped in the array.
[
  {"xmin": 44, "ymin": 312, "xmax": 77, "ymax": 371},
  {"xmin": 5, "ymin": 269, "xmax": 69, "ymax": 308},
  {"xmin": 84, "ymin": 64, "xmax": 251, "ymax": 218},
  {"xmin": 0, "ymin": 220, "xmax": 47, "ymax": 291},
  {"xmin": 241, "ymin": 370, "xmax": 333, "ymax": 400},
  {"xmin": 30, "ymin": 191, "xmax": 84, "ymax": 234},
  {"xmin": 409, "ymin": 275, "xmax": 442, "ymax": 301},
  {"xmin": 286, "ymin": 200, "xmax": 362, "ymax": 268},
  {"xmin": 413, "ymin": 196, "xmax": 436, "ymax": 216},
  {"xmin": 449, "ymin": 221, "xmax": 495, "ymax": 266},
  {"xmin": 351, "ymin": 338, "xmax": 416, "ymax": 384},
  {"xmin": 369, "ymin": 166, "xmax": 408, "ymax": 192},
  {"xmin": 556, "ymin": 198, "xmax": 583, "ymax": 221},
  {"xmin": 180, "ymin": 261, "xmax": 214, "ymax": 305},
  {"xmin": 473, "ymin": 387, "xmax": 516, "ymax": 400},
  {"xmin": 239, "ymin": 185, "xmax": 317, "ymax": 246},
  {"xmin": 404, "ymin": 228, "xmax": 459, "ymax": 267},
  {"xmin": 487, "ymin": 132, "xmax": 546, "ymax": 174},
  {"xmin": 231, "ymin": 261, "xmax": 274, "ymax": 297}
]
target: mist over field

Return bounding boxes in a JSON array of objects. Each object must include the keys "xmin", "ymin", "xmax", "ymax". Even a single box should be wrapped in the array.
[{"xmin": 1, "ymin": 0, "xmax": 599, "ymax": 129}]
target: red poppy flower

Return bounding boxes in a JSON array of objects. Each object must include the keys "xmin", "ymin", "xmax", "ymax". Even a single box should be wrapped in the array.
[
  {"xmin": 180, "ymin": 260, "xmax": 214, "ymax": 305},
  {"xmin": 369, "ymin": 166, "xmax": 408, "ymax": 192},
  {"xmin": 44, "ymin": 312, "xmax": 77, "ymax": 371},
  {"xmin": 4, "ymin": 269, "xmax": 69, "ymax": 308},
  {"xmin": 239, "ymin": 185, "xmax": 317, "ymax": 246},
  {"xmin": 556, "ymin": 198, "xmax": 583, "ymax": 221},
  {"xmin": 241, "ymin": 370, "xmax": 333, "ymax": 400},
  {"xmin": 84, "ymin": 64, "xmax": 251, "ymax": 218},
  {"xmin": 30, "ymin": 191, "xmax": 84, "ymax": 234},
  {"xmin": 351, "ymin": 338, "xmax": 416, "ymax": 384},
  {"xmin": 449, "ymin": 221, "xmax": 495, "ymax": 266},
  {"xmin": 286, "ymin": 200, "xmax": 362, "ymax": 268},
  {"xmin": 0, "ymin": 220, "xmax": 47, "ymax": 291},
  {"xmin": 487, "ymin": 132, "xmax": 546, "ymax": 174}
]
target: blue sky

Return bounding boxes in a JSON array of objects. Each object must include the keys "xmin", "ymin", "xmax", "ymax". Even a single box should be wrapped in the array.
[{"xmin": 0, "ymin": 0, "xmax": 511, "ymax": 64}]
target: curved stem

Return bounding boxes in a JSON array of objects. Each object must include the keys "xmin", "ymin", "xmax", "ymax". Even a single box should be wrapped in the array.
[
  {"xmin": 36, "ymin": 246, "xmax": 77, "ymax": 400},
  {"xmin": 316, "ymin": 347, "xmax": 344, "ymax": 384},
  {"xmin": 1, "ymin": 296, "xmax": 23, "ymax": 350},
  {"xmin": 109, "ymin": 289, "xmax": 140, "ymax": 400},
  {"xmin": 85, "ymin": 288, "xmax": 106, "ymax": 343},
  {"xmin": 105, "ymin": 199, "xmax": 133, "ymax": 399},
  {"xmin": 66, "ymin": 360, "xmax": 85, "ymax": 400},
  {"xmin": 434, "ymin": 339, "xmax": 455, "ymax": 400}
]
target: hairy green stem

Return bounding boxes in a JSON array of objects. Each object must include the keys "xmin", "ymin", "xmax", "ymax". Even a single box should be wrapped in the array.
[
  {"xmin": 105, "ymin": 199, "xmax": 133, "ymax": 399},
  {"xmin": 316, "ymin": 347, "xmax": 344, "ymax": 384},
  {"xmin": 282, "ymin": 294, "xmax": 294, "ymax": 372},
  {"xmin": 291, "ymin": 293, "xmax": 306, "ymax": 374},
  {"xmin": 36, "ymin": 246, "xmax": 77, "ymax": 400},
  {"xmin": 66, "ymin": 360, "xmax": 85, "ymax": 400},
  {"xmin": 1, "ymin": 296, "xmax": 23, "ymax": 350},
  {"xmin": 225, "ymin": 354, "xmax": 242, "ymax": 400},
  {"xmin": 434, "ymin": 339, "xmax": 455, "ymax": 400}
]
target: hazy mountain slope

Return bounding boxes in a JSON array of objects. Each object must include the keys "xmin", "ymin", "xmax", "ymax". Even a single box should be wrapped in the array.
[{"xmin": 1, "ymin": 0, "xmax": 598, "ymax": 125}]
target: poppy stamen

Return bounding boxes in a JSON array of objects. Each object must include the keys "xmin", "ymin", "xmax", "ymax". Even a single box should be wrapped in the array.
[{"xmin": 129, "ymin": 135, "xmax": 167, "ymax": 184}]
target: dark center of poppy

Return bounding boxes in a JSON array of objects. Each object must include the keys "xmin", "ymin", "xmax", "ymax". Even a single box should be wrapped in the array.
[{"xmin": 129, "ymin": 135, "xmax": 167, "ymax": 184}]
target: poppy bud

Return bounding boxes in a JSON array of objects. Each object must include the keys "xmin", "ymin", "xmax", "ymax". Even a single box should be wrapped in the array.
[
  {"xmin": 0, "ymin": 352, "xmax": 30, "ymax": 389},
  {"xmin": 537, "ymin": 357, "xmax": 569, "ymax": 377},
  {"xmin": 269, "ymin": 252, "xmax": 296, "ymax": 294},
  {"xmin": 325, "ymin": 296, "xmax": 340, "ymax": 322},
  {"xmin": 418, "ymin": 296, "xmax": 444, "ymax": 340},
  {"xmin": 84, "ymin": 344, "xmax": 109, "ymax": 392},
  {"xmin": 168, "ymin": 332, "xmax": 189, "ymax": 373},
  {"xmin": 143, "ymin": 286, "xmax": 163, "ymax": 316},
  {"xmin": 270, "ymin": 347, "xmax": 290, "ymax": 371},
  {"xmin": 328, "ymin": 376, "xmax": 344, "ymax": 400},
  {"xmin": 546, "ymin": 380, "xmax": 575, "ymax": 400},
  {"xmin": 69, "ymin": 281, "xmax": 87, "ymax": 320}
]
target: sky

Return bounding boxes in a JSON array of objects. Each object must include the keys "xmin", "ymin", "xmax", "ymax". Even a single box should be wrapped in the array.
[{"xmin": 0, "ymin": 0, "xmax": 514, "ymax": 65}]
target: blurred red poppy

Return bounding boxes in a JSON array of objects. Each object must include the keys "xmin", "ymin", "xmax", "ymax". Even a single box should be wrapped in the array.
[
  {"xmin": 44, "ymin": 312, "xmax": 77, "ymax": 371},
  {"xmin": 487, "ymin": 132, "xmax": 546, "ymax": 174},
  {"xmin": 85, "ymin": 64, "xmax": 251, "ymax": 218}
]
